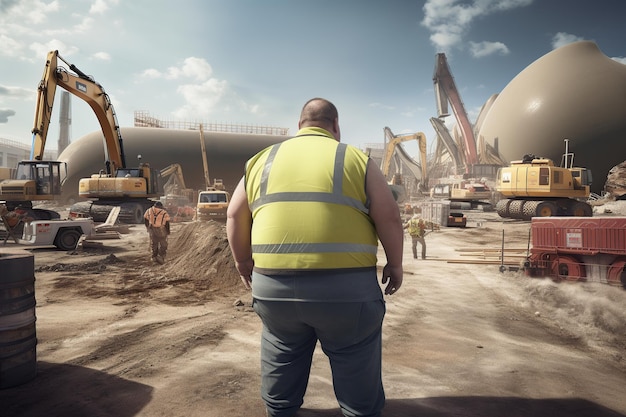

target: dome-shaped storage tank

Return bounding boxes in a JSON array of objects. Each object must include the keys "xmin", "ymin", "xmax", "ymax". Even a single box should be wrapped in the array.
[
  {"xmin": 58, "ymin": 127, "xmax": 289, "ymax": 204},
  {"xmin": 476, "ymin": 41, "xmax": 626, "ymax": 194}
]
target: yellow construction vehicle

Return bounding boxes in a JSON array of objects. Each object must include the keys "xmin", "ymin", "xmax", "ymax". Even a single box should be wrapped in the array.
[
  {"xmin": 160, "ymin": 163, "xmax": 195, "ymax": 204},
  {"xmin": 43, "ymin": 50, "xmax": 163, "ymax": 223},
  {"xmin": 0, "ymin": 167, "xmax": 15, "ymax": 181},
  {"xmin": 495, "ymin": 140, "xmax": 593, "ymax": 220},
  {"xmin": 430, "ymin": 177, "xmax": 493, "ymax": 210},
  {"xmin": 195, "ymin": 125, "xmax": 230, "ymax": 221},
  {"xmin": 0, "ymin": 51, "xmax": 73, "ymax": 219},
  {"xmin": 380, "ymin": 127, "xmax": 428, "ymax": 202},
  {"xmin": 72, "ymin": 157, "xmax": 162, "ymax": 224},
  {"xmin": 196, "ymin": 180, "xmax": 230, "ymax": 221},
  {"xmin": 159, "ymin": 163, "xmax": 195, "ymax": 221}
]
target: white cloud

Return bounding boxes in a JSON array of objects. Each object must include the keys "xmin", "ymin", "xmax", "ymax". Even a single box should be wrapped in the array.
[
  {"xmin": 137, "ymin": 55, "xmax": 256, "ymax": 122},
  {"xmin": 612, "ymin": 57, "xmax": 626, "ymax": 65},
  {"xmin": 140, "ymin": 68, "xmax": 162, "ymax": 79},
  {"xmin": 89, "ymin": 0, "xmax": 119, "ymax": 14},
  {"xmin": 0, "ymin": 0, "xmax": 63, "ymax": 56},
  {"xmin": 139, "ymin": 57, "xmax": 243, "ymax": 120},
  {"xmin": 0, "ymin": 34, "xmax": 23, "ymax": 57},
  {"xmin": 552, "ymin": 32, "xmax": 585, "ymax": 49},
  {"xmin": 421, "ymin": 0, "xmax": 533, "ymax": 53},
  {"xmin": 0, "ymin": 0, "xmax": 60, "ymax": 25},
  {"xmin": 168, "ymin": 57, "xmax": 213, "ymax": 81},
  {"xmin": 29, "ymin": 41, "xmax": 79, "ymax": 61},
  {"xmin": 172, "ymin": 78, "xmax": 229, "ymax": 120},
  {"xmin": 73, "ymin": 16, "xmax": 96, "ymax": 34},
  {"xmin": 140, "ymin": 57, "xmax": 213, "ymax": 81},
  {"xmin": 469, "ymin": 41, "xmax": 510, "ymax": 58},
  {"xmin": 92, "ymin": 51, "xmax": 111, "ymax": 61},
  {"xmin": 0, "ymin": 84, "xmax": 33, "ymax": 100}
]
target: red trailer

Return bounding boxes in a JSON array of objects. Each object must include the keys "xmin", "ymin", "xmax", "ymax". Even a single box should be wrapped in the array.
[{"xmin": 526, "ymin": 217, "xmax": 626, "ymax": 288}]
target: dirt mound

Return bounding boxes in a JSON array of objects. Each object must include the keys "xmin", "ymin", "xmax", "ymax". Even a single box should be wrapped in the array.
[
  {"xmin": 165, "ymin": 220, "xmax": 241, "ymax": 295},
  {"xmin": 41, "ymin": 221, "xmax": 245, "ymax": 305}
]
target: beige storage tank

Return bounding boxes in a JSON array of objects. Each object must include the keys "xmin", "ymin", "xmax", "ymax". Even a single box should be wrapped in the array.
[
  {"xmin": 476, "ymin": 41, "xmax": 626, "ymax": 194},
  {"xmin": 58, "ymin": 127, "xmax": 290, "ymax": 204}
]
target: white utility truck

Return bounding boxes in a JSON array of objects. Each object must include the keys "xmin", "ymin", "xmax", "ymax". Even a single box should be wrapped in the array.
[{"xmin": 18, "ymin": 218, "xmax": 94, "ymax": 250}]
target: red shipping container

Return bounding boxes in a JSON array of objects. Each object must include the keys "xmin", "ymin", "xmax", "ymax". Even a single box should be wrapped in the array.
[{"xmin": 531, "ymin": 217, "xmax": 626, "ymax": 256}]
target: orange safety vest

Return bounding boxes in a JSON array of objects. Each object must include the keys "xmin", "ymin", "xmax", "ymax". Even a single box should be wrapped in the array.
[{"xmin": 145, "ymin": 206, "xmax": 170, "ymax": 228}]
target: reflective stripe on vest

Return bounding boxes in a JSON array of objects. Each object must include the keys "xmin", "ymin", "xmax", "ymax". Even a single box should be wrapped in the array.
[
  {"xmin": 250, "ymin": 142, "xmax": 369, "ymax": 215},
  {"xmin": 147, "ymin": 207, "xmax": 168, "ymax": 227},
  {"xmin": 246, "ymin": 132, "xmax": 378, "ymax": 270}
]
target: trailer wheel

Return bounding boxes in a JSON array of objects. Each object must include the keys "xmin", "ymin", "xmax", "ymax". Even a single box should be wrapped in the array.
[
  {"xmin": 551, "ymin": 256, "xmax": 585, "ymax": 281},
  {"xmin": 119, "ymin": 203, "xmax": 145, "ymax": 224},
  {"xmin": 607, "ymin": 259, "xmax": 626, "ymax": 288},
  {"xmin": 569, "ymin": 201, "xmax": 593, "ymax": 217},
  {"xmin": 131, "ymin": 205, "xmax": 144, "ymax": 224},
  {"xmin": 54, "ymin": 229, "xmax": 82, "ymax": 251},
  {"xmin": 536, "ymin": 201, "xmax": 557, "ymax": 217}
]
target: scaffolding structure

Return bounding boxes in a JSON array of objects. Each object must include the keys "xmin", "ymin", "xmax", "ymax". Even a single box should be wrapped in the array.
[
  {"xmin": 133, "ymin": 111, "xmax": 290, "ymax": 136},
  {"xmin": 0, "ymin": 137, "xmax": 57, "ymax": 163}
]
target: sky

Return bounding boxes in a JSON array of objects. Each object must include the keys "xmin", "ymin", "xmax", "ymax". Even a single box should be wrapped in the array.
[{"xmin": 0, "ymin": 0, "xmax": 625, "ymax": 158}]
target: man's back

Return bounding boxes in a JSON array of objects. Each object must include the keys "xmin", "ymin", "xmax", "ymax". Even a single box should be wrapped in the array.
[
  {"xmin": 226, "ymin": 98, "xmax": 404, "ymax": 417},
  {"xmin": 245, "ymin": 128, "xmax": 377, "ymax": 274}
]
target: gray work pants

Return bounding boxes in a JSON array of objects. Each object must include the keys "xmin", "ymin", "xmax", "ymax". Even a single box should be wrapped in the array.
[
  {"xmin": 253, "ymin": 299, "xmax": 386, "ymax": 417},
  {"xmin": 148, "ymin": 226, "xmax": 168, "ymax": 258},
  {"xmin": 411, "ymin": 235, "xmax": 426, "ymax": 259}
]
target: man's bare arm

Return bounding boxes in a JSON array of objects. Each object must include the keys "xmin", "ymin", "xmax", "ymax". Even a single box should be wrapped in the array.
[
  {"xmin": 365, "ymin": 159, "xmax": 404, "ymax": 294},
  {"xmin": 226, "ymin": 177, "xmax": 254, "ymax": 289}
]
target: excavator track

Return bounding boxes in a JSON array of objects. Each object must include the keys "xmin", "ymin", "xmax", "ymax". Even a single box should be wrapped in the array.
[{"xmin": 70, "ymin": 200, "xmax": 154, "ymax": 224}]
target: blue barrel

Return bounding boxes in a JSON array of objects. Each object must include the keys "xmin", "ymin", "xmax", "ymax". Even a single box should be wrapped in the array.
[{"xmin": 0, "ymin": 250, "xmax": 37, "ymax": 389}]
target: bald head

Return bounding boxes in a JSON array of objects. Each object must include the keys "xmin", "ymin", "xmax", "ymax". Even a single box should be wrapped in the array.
[{"xmin": 298, "ymin": 98, "xmax": 341, "ymax": 141}]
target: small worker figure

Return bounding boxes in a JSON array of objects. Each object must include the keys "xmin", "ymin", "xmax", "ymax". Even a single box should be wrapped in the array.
[
  {"xmin": 144, "ymin": 201, "xmax": 171, "ymax": 264},
  {"xmin": 404, "ymin": 207, "xmax": 427, "ymax": 260}
]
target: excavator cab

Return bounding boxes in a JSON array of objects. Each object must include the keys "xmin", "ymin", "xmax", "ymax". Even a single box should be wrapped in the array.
[
  {"xmin": 0, "ymin": 160, "xmax": 65, "ymax": 209},
  {"xmin": 571, "ymin": 168, "xmax": 593, "ymax": 190}
]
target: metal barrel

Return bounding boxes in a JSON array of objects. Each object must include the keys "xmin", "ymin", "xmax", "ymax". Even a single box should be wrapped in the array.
[{"xmin": 0, "ymin": 250, "xmax": 37, "ymax": 389}]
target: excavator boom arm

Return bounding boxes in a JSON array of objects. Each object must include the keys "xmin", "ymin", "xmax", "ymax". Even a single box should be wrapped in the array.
[
  {"xmin": 160, "ymin": 163, "xmax": 188, "ymax": 190},
  {"xmin": 381, "ymin": 127, "xmax": 427, "ymax": 181},
  {"xmin": 30, "ymin": 50, "xmax": 126, "ymax": 173},
  {"xmin": 30, "ymin": 51, "xmax": 59, "ymax": 160}
]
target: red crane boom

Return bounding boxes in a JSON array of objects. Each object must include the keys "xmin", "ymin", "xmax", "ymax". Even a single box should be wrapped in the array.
[{"xmin": 433, "ymin": 53, "xmax": 479, "ymax": 173}]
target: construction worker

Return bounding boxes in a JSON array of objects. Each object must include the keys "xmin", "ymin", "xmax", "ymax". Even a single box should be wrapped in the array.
[
  {"xmin": 227, "ymin": 97, "xmax": 403, "ymax": 417},
  {"xmin": 144, "ymin": 201, "xmax": 170, "ymax": 264},
  {"xmin": 405, "ymin": 207, "xmax": 427, "ymax": 259}
]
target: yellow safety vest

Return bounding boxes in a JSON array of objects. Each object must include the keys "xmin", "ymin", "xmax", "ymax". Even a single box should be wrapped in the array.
[
  {"xmin": 408, "ymin": 217, "xmax": 425, "ymax": 237},
  {"xmin": 245, "ymin": 127, "xmax": 378, "ymax": 272}
]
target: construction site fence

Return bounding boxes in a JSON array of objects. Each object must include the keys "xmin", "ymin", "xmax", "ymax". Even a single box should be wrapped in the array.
[{"xmin": 134, "ymin": 111, "xmax": 289, "ymax": 136}]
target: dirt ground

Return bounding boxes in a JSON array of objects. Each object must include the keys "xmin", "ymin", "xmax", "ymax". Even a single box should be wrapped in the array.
[{"xmin": 1, "ymin": 203, "xmax": 626, "ymax": 417}]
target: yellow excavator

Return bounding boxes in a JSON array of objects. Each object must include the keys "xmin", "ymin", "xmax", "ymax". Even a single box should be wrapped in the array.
[
  {"xmin": 160, "ymin": 163, "xmax": 194, "ymax": 204},
  {"xmin": 380, "ymin": 127, "xmax": 428, "ymax": 202},
  {"xmin": 0, "ymin": 50, "xmax": 161, "ymax": 224},
  {"xmin": 45, "ymin": 51, "xmax": 163, "ymax": 224},
  {"xmin": 159, "ymin": 163, "xmax": 196, "ymax": 221},
  {"xmin": 0, "ymin": 51, "xmax": 72, "ymax": 219}
]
